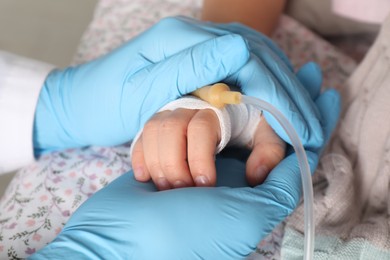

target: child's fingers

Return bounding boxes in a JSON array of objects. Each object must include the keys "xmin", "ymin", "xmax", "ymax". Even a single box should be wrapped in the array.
[
  {"xmin": 246, "ymin": 116, "xmax": 286, "ymax": 186},
  {"xmin": 142, "ymin": 111, "xmax": 172, "ymax": 190},
  {"xmin": 187, "ymin": 109, "xmax": 221, "ymax": 187},
  {"xmin": 159, "ymin": 109, "xmax": 197, "ymax": 188},
  {"xmin": 131, "ymin": 136, "xmax": 151, "ymax": 182}
]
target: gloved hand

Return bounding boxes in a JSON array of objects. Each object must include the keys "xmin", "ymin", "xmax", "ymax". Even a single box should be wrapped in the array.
[
  {"xmin": 174, "ymin": 17, "xmax": 325, "ymax": 150},
  {"xmin": 34, "ymin": 16, "xmax": 324, "ymax": 155},
  {"xmin": 31, "ymin": 70, "xmax": 341, "ymax": 259},
  {"xmin": 33, "ymin": 17, "xmax": 249, "ymax": 154}
]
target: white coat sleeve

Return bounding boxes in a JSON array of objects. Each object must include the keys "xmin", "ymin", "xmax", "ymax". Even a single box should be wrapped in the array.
[{"xmin": 0, "ymin": 50, "xmax": 54, "ymax": 174}]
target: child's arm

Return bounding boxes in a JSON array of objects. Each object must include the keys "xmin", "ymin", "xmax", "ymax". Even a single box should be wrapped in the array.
[{"xmin": 202, "ymin": 0, "xmax": 286, "ymax": 36}]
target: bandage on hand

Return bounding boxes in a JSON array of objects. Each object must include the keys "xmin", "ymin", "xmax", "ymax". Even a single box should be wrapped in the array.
[{"xmin": 131, "ymin": 108, "xmax": 286, "ymax": 190}]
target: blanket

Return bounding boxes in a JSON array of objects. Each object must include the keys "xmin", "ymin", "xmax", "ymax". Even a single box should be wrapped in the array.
[{"xmin": 282, "ymin": 13, "xmax": 390, "ymax": 259}]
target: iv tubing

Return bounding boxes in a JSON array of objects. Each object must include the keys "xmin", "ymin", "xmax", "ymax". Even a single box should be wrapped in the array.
[
  {"xmin": 191, "ymin": 84, "xmax": 314, "ymax": 259},
  {"xmin": 241, "ymin": 95, "xmax": 314, "ymax": 260}
]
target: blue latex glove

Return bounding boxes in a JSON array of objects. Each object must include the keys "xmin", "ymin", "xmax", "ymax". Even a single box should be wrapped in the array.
[
  {"xmin": 33, "ymin": 17, "xmax": 248, "ymax": 154},
  {"xmin": 31, "ymin": 68, "xmax": 341, "ymax": 259},
  {"xmin": 34, "ymin": 16, "xmax": 324, "ymax": 155},
  {"xmin": 173, "ymin": 17, "xmax": 324, "ymax": 150}
]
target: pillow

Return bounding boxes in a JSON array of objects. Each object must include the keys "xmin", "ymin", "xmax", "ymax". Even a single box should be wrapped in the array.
[{"xmin": 286, "ymin": 0, "xmax": 380, "ymax": 36}]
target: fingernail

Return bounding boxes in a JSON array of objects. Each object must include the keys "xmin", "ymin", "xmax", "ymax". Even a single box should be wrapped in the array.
[
  {"xmin": 133, "ymin": 167, "xmax": 144, "ymax": 180},
  {"xmin": 156, "ymin": 177, "xmax": 170, "ymax": 190},
  {"xmin": 194, "ymin": 175, "xmax": 210, "ymax": 187},
  {"xmin": 173, "ymin": 180, "xmax": 187, "ymax": 188},
  {"xmin": 254, "ymin": 166, "xmax": 269, "ymax": 184}
]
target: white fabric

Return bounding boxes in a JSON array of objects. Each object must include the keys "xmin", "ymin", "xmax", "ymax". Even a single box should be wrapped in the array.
[
  {"xmin": 0, "ymin": 51, "xmax": 54, "ymax": 174},
  {"xmin": 332, "ymin": 0, "xmax": 390, "ymax": 24},
  {"xmin": 286, "ymin": 0, "xmax": 380, "ymax": 36},
  {"xmin": 130, "ymin": 96, "xmax": 262, "ymax": 157},
  {"xmin": 226, "ymin": 103, "xmax": 262, "ymax": 147},
  {"xmin": 282, "ymin": 14, "xmax": 390, "ymax": 257}
]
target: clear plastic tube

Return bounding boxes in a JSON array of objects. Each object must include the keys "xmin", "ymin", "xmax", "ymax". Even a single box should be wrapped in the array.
[{"xmin": 241, "ymin": 95, "xmax": 314, "ymax": 260}]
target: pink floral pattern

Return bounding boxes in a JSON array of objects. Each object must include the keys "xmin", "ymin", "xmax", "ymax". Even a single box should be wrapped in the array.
[
  {"xmin": 0, "ymin": 0, "xmax": 357, "ymax": 259},
  {"xmin": 0, "ymin": 146, "xmax": 131, "ymax": 258}
]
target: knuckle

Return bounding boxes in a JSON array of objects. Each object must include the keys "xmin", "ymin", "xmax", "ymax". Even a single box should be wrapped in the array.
[
  {"xmin": 147, "ymin": 161, "xmax": 161, "ymax": 174},
  {"xmin": 160, "ymin": 117, "xmax": 187, "ymax": 133},
  {"xmin": 131, "ymin": 149, "xmax": 144, "ymax": 162},
  {"xmin": 143, "ymin": 119, "xmax": 160, "ymax": 135},
  {"xmin": 188, "ymin": 117, "xmax": 212, "ymax": 132},
  {"xmin": 260, "ymin": 143, "xmax": 286, "ymax": 166},
  {"xmin": 188, "ymin": 157, "xmax": 207, "ymax": 175},
  {"xmin": 268, "ymin": 143, "xmax": 286, "ymax": 160},
  {"xmin": 160, "ymin": 160, "xmax": 178, "ymax": 175}
]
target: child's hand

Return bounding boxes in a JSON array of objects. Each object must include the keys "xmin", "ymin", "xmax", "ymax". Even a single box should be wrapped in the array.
[{"xmin": 131, "ymin": 108, "xmax": 285, "ymax": 190}]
